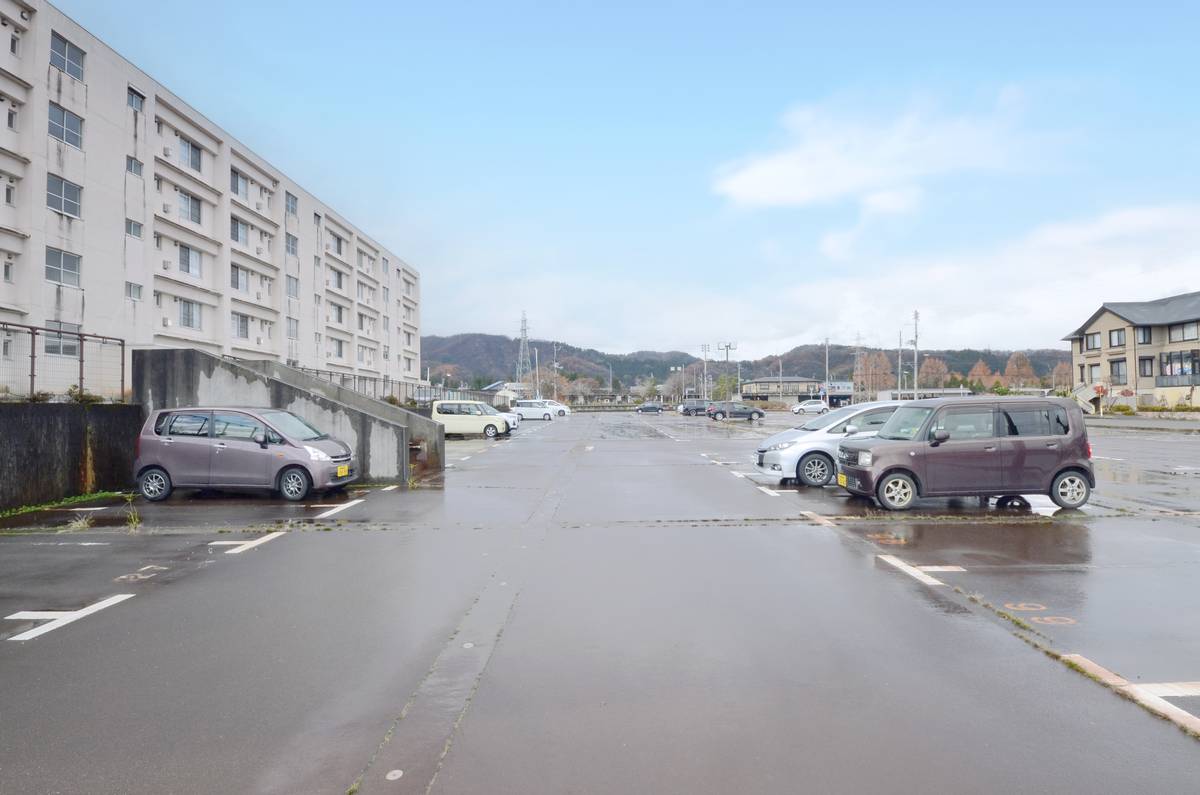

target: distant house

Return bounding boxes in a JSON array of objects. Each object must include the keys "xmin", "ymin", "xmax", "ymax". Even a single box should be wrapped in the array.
[
  {"xmin": 1063, "ymin": 290, "xmax": 1200, "ymax": 409},
  {"xmin": 740, "ymin": 376, "xmax": 854, "ymax": 406}
]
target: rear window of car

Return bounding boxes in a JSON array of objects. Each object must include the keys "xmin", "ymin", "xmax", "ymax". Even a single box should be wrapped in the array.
[
  {"xmin": 999, "ymin": 405, "xmax": 1070, "ymax": 436},
  {"xmin": 165, "ymin": 412, "xmax": 209, "ymax": 437}
]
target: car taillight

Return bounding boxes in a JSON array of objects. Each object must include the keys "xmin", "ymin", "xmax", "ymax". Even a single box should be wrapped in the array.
[{"xmin": 1086, "ymin": 442, "xmax": 1092, "ymax": 459}]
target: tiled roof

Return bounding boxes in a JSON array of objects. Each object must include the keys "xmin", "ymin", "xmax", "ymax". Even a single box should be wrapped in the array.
[{"xmin": 1063, "ymin": 290, "xmax": 1200, "ymax": 339}]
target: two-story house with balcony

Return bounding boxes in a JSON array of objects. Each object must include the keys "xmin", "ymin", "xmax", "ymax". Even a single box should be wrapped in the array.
[{"xmin": 1063, "ymin": 290, "xmax": 1200, "ymax": 409}]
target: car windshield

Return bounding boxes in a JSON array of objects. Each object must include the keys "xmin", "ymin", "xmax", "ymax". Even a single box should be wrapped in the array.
[
  {"xmin": 260, "ymin": 410, "xmax": 326, "ymax": 441},
  {"xmin": 798, "ymin": 404, "xmax": 857, "ymax": 431},
  {"xmin": 877, "ymin": 407, "xmax": 934, "ymax": 440},
  {"xmin": 480, "ymin": 404, "xmax": 502, "ymax": 415}
]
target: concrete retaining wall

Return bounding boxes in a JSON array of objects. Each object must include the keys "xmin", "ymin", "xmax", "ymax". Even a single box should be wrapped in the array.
[
  {"xmin": 0, "ymin": 403, "xmax": 144, "ymax": 510},
  {"xmin": 132, "ymin": 349, "xmax": 438, "ymax": 482},
  {"xmin": 235, "ymin": 359, "xmax": 444, "ymax": 473}
]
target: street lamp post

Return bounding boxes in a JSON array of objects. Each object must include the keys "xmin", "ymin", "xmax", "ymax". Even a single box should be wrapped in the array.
[{"xmin": 718, "ymin": 342, "xmax": 737, "ymax": 399}]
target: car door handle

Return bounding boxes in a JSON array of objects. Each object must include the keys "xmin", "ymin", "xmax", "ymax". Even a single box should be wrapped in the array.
[
  {"xmin": 983, "ymin": 445, "xmax": 997, "ymax": 452},
  {"xmin": 214, "ymin": 442, "xmax": 227, "ymax": 449},
  {"xmin": 161, "ymin": 438, "xmax": 174, "ymax": 445},
  {"xmin": 1045, "ymin": 442, "xmax": 1059, "ymax": 449}
]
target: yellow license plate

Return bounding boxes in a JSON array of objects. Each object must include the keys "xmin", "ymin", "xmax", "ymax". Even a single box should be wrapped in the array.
[
  {"xmin": 836, "ymin": 473, "xmax": 847, "ymax": 487},
  {"xmin": 337, "ymin": 465, "xmax": 349, "ymax": 478}
]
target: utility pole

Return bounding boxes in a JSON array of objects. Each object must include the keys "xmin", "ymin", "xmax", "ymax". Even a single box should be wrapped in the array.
[
  {"xmin": 778, "ymin": 354, "xmax": 783, "ymax": 404},
  {"xmin": 552, "ymin": 342, "xmax": 558, "ymax": 401},
  {"xmin": 607, "ymin": 362, "xmax": 613, "ymax": 393},
  {"xmin": 913, "ymin": 310, "xmax": 920, "ymax": 401},
  {"xmin": 717, "ymin": 342, "xmax": 736, "ymax": 399},
  {"xmin": 516, "ymin": 311, "xmax": 533, "ymax": 392},
  {"xmin": 700, "ymin": 344, "xmax": 710, "ymax": 400},
  {"xmin": 534, "ymin": 347, "xmax": 540, "ymax": 399},
  {"xmin": 824, "ymin": 337, "xmax": 830, "ymax": 403}
]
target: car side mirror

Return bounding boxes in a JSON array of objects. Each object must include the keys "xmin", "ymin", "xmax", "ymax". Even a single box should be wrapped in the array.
[
  {"xmin": 253, "ymin": 431, "xmax": 268, "ymax": 448},
  {"xmin": 931, "ymin": 429, "xmax": 950, "ymax": 444},
  {"xmin": 844, "ymin": 424, "xmax": 859, "ymax": 435}
]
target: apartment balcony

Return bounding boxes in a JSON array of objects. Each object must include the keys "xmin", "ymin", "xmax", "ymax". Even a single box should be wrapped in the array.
[{"xmin": 1156, "ymin": 374, "xmax": 1200, "ymax": 387}]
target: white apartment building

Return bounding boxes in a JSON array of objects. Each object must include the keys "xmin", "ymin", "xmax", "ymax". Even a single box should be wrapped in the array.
[{"xmin": 0, "ymin": 0, "xmax": 421, "ymax": 395}]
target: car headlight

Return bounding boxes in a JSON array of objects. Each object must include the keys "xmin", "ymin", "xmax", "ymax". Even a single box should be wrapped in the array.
[
  {"xmin": 765, "ymin": 440, "xmax": 796, "ymax": 452},
  {"xmin": 859, "ymin": 451, "xmax": 873, "ymax": 467},
  {"xmin": 305, "ymin": 445, "xmax": 333, "ymax": 462}
]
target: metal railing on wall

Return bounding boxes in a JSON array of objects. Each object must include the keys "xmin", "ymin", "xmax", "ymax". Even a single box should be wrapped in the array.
[
  {"xmin": 0, "ymin": 321, "xmax": 126, "ymax": 402},
  {"xmin": 293, "ymin": 366, "xmax": 494, "ymax": 405}
]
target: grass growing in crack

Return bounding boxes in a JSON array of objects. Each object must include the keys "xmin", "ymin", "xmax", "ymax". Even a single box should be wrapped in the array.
[
  {"xmin": 64, "ymin": 513, "xmax": 94, "ymax": 532},
  {"xmin": 0, "ymin": 491, "xmax": 121, "ymax": 519},
  {"xmin": 123, "ymin": 494, "xmax": 142, "ymax": 531}
]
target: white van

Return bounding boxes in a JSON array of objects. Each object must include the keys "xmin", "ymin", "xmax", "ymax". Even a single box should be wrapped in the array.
[
  {"xmin": 431, "ymin": 401, "xmax": 511, "ymax": 438},
  {"xmin": 514, "ymin": 400, "xmax": 555, "ymax": 421}
]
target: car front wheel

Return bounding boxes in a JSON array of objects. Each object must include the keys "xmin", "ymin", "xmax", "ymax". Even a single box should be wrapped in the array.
[
  {"xmin": 138, "ymin": 467, "xmax": 172, "ymax": 501},
  {"xmin": 279, "ymin": 466, "xmax": 311, "ymax": 502},
  {"xmin": 797, "ymin": 453, "xmax": 833, "ymax": 487},
  {"xmin": 876, "ymin": 472, "xmax": 917, "ymax": 511},
  {"xmin": 713, "ymin": 412, "xmax": 725, "ymax": 421},
  {"xmin": 749, "ymin": 412, "xmax": 762, "ymax": 421},
  {"xmin": 1050, "ymin": 471, "xmax": 1090, "ymax": 509},
  {"xmin": 484, "ymin": 424, "xmax": 498, "ymax": 438},
  {"xmin": 558, "ymin": 409, "xmax": 566, "ymax": 416},
  {"xmin": 543, "ymin": 413, "xmax": 552, "ymax": 421}
]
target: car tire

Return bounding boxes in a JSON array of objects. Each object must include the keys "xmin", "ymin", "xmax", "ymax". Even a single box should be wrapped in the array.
[
  {"xmin": 876, "ymin": 472, "xmax": 917, "ymax": 511},
  {"xmin": 279, "ymin": 466, "xmax": 311, "ymax": 502},
  {"xmin": 543, "ymin": 413, "xmax": 552, "ymax": 421},
  {"xmin": 797, "ymin": 453, "xmax": 834, "ymax": 487},
  {"xmin": 558, "ymin": 409, "xmax": 566, "ymax": 416},
  {"xmin": 484, "ymin": 424, "xmax": 498, "ymax": 438},
  {"xmin": 749, "ymin": 412, "xmax": 762, "ymax": 421},
  {"xmin": 714, "ymin": 411, "xmax": 725, "ymax": 421},
  {"xmin": 1050, "ymin": 471, "xmax": 1090, "ymax": 509},
  {"xmin": 138, "ymin": 466, "xmax": 173, "ymax": 502}
]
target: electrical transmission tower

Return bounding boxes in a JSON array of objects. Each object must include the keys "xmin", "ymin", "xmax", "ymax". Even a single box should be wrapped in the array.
[{"xmin": 516, "ymin": 311, "xmax": 533, "ymax": 389}]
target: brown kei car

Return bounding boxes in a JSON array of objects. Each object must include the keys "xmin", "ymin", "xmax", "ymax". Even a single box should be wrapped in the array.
[{"xmin": 836, "ymin": 397, "xmax": 1094, "ymax": 511}]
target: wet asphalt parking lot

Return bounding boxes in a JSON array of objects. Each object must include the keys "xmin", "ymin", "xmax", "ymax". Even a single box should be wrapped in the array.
[{"xmin": 1, "ymin": 410, "xmax": 1198, "ymax": 793}]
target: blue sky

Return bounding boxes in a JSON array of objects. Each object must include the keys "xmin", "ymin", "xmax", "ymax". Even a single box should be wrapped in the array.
[{"xmin": 58, "ymin": 1, "xmax": 1200, "ymax": 357}]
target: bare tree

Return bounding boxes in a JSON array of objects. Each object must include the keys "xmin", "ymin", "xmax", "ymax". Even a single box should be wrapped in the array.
[{"xmin": 918, "ymin": 357, "xmax": 950, "ymax": 388}]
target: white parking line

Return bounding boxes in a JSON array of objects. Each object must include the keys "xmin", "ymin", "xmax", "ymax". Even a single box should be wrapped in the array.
[
  {"xmin": 224, "ymin": 531, "xmax": 287, "ymax": 554},
  {"xmin": 1061, "ymin": 655, "xmax": 1200, "ymax": 735},
  {"xmin": 29, "ymin": 541, "xmax": 111, "ymax": 546},
  {"xmin": 6, "ymin": 594, "xmax": 135, "ymax": 641},
  {"xmin": 379, "ymin": 485, "xmax": 398, "ymax": 492},
  {"xmin": 65, "ymin": 507, "xmax": 107, "ymax": 512},
  {"xmin": 585, "ymin": 446, "xmax": 594, "ymax": 452},
  {"xmin": 460, "ymin": 456, "xmax": 472, "ymax": 461},
  {"xmin": 731, "ymin": 472, "xmax": 746, "ymax": 478},
  {"xmin": 313, "ymin": 500, "xmax": 364, "ymax": 520},
  {"xmin": 877, "ymin": 555, "xmax": 944, "ymax": 586},
  {"xmin": 1092, "ymin": 456, "xmax": 1125, "ymax": 461},
  {"xmin": 917, "ymin": 565, "xmax": 966, "ymax": 573},
  {"xmin": 756, "ymin": 486, "xmax": 780, "ymax": 497},
  {"xmin": 800, "ymin": 510, "xmax": 835, "ymax": 528}
]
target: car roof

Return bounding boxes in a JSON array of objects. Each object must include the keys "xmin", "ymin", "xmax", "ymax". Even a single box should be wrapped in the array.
[
  {"xmin": 154, "ymin": 406, "xmax": 283, "ymax": 413},
  {"xmin": 902, "ymin": 396, "xmax": 1075, "ymax": 409}
]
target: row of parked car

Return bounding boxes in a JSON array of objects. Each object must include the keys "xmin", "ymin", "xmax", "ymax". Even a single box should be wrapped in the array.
[
  {"xmin": 637, "ymin": 398, "xmax": 769, "ymax": 420},
  {"xmin": 754, "ymin": 396, "xmax": 1094, "ymax": 510}
]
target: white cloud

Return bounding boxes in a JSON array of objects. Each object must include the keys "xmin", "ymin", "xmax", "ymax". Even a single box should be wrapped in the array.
[
  {"xmin": 819, "ymin": 186, "xmax": 923, "ymax": 260},
  {"xmin": 713, "ymin": 95, "xmax": 1025, "ymax": 208}
]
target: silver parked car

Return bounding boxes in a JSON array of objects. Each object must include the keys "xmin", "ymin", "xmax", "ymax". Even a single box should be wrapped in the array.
[
  {"xmin": 755, "ymin": 401, "xmax": 902, "ymax": 486},
  {"xmin": 133, "ymin": 408, "xmax": 357, "ymax": 502}
]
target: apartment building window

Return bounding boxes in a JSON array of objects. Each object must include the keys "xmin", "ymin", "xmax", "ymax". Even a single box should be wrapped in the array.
[
  {"xmin": 4, "ymin": 184, "xmax": 13, "ymax": 205},
  {"xmin": 314, "ymin": 212, "xmax": 321, "ymax": 226},
  {"xmin": 44, "ymin": 320, "xmax": 81, "ymax": 356},
  {"xmin": 48, "ymin": 103, "xmax": 83, "ymax": 148},
  {"xmin": 44, "ymin": 247, "xmax": 81, "ymax": 286},
  {"xmin": 1087, "ymin": 363, "xmax": 1100, "ymax": 383},
  {"xmin": 179, "ymin": 244, "xmax": 202, "ymax": 277},
  {"xmin": 357, "ymin": 345, "xmax": 375, "ymax": 367},
  {"xmin": 382, "ymin": 286, "xmax": 389, "ymax": 304},
  {"xmin": 179, "ymin": 190, "xmax": 201, "ymax": 224},
  {"xmin": 1108, "ymin": 328, "xmax": 1125, "ymax": 348},
  {"xmin": 403, "ymin": 306, "xmax": 414, "ymax": 322},
  {"xmin": 404, "ymin": 356, "xmax": 413, "ymax": 373},
  {"xmin": 125, "ymin": 281, "xmax": 142, "ymax": 301},
  {"xmin": 404, "ymin": 279, "xmax": 414, "ymax": 297},
  {"xmin": 9, "ymin": 34, "xmax": 18, "ymax": 57},
  {"xmin": 285, "ymin": 192, "xmax": 298, "ymax": 215},
  {"xmin": 2, "ymin": 261, "xmax": 11, "ymax": 282},
  {"xmin": 262, "ymin": 320, "xmax": 273, "ymax": 340},
  {"xmin": 6, "ymin": 107, "xmax": 15, "ymax": 130},
  {"xmin": 286, "ymin": 233, "xmax": 298, "ymax": 255},
  {"xmin": 330, "ymin": 233, "xmax": 344, "ymax": 256},
  {"xmin": 357, "ymin": 282, "xmax": 375, "ymax": 305},
  {"xmin": 286, "ymin": 317, "xmax": 299, "ymax": 339},
  {"xmin": 1161, "ymin": 350, "xmax": 1199, "ymax": 376},
  {"xmin": 329, "ymin": 302, "xmax": 345, "ymax": 325},
  {"xmin": 127, "ymin": 88, "xmax": 145, "ymax": 112},
  {"xmin": 1083, "ymin": 332, "xmax": 1101, "ymax": 351},
  {"xmin": 1168, "ymin": 322, "xmax": 1199, "ymax": 343},
  {"xmin": 1109, "ymin": 359, "xmax": 1127, "ymax": 385},
  {"xmin": 383, "ymin": 315, "xmax": 389, "ymax": 332},
  {"xmin": 357, "ymin": 313, "xmax": 375, "ymax": 335},
  {"xmin": 230, "ymin": 168, "xmax": 248, "ymax": 199},
  {"xmin": 46, "ymin": 174, "xmax": 81, "ymax": 217},
  {"xmin": 1135, "ymin": 327, "xmax": 1151, "ymax": 344},
  {"xmin": 329, "ymin": 269, "xmax": 344, "ymax": 290},
  {"xmin": 404, "ymin": 331, "xmax": 413, "ymax": 348},
  {"xmin": 230, "ymin": 264, "xmax": 250, "ymax": 292},
  {"xmin": 260, "ymin": 274, "xmax": 272, "ymax": 296},
  {"xmin": 231, "ymin": 217, "xmax": 249, "ymax": 244},
  {"xmin": 50, "ymin": 32, "xmax": 85, "ymax": 81},
  {"xmin": 329, "ymin": 338, "xmax": 344, "ymax": 360},
  {"xmin": 231, "ymin": 312, "xmax": 250, "ymax": 339},
  {"xmin": 126, "ymin": 156, "xmax": 143, "ymax": 177},
  {"xmin": 357, "ymin": 250, "xmax": 374, "ymax": 273},
  {"xmin": 179, "ymin": 137, "xmax": 202, "ymax": 171},
  {"xmin": 383, "ymin": 345, "xmax": 390, "ymax": 361},
  {"xmin": 176, "ymin": 299, "xmax": 200, "ymax": 329},
  {"xmin": 1139, "ymin": 357, "xmax": 1154, "ymax": 378},
  {"xmin": 125, "ymin": 219, "xmax": 143, "ymax": 238},
  {"xmin": 286, "ymin": 275, "xmax": 299, "ymax": 298}
]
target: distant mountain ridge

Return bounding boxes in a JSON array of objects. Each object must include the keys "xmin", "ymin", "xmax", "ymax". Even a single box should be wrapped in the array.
[{"xmin": 422, "ymin": 333, "xmax": 1070, "ymax": 388}]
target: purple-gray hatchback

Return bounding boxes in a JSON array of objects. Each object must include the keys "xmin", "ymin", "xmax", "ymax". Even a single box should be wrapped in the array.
[
  {"xmin": 837, "ymin": 397, "xmax": 1093, "ymax": 511},
  {"xmin": 133, "ymin": 408, "xmax": 357, "ymax": 502}
]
